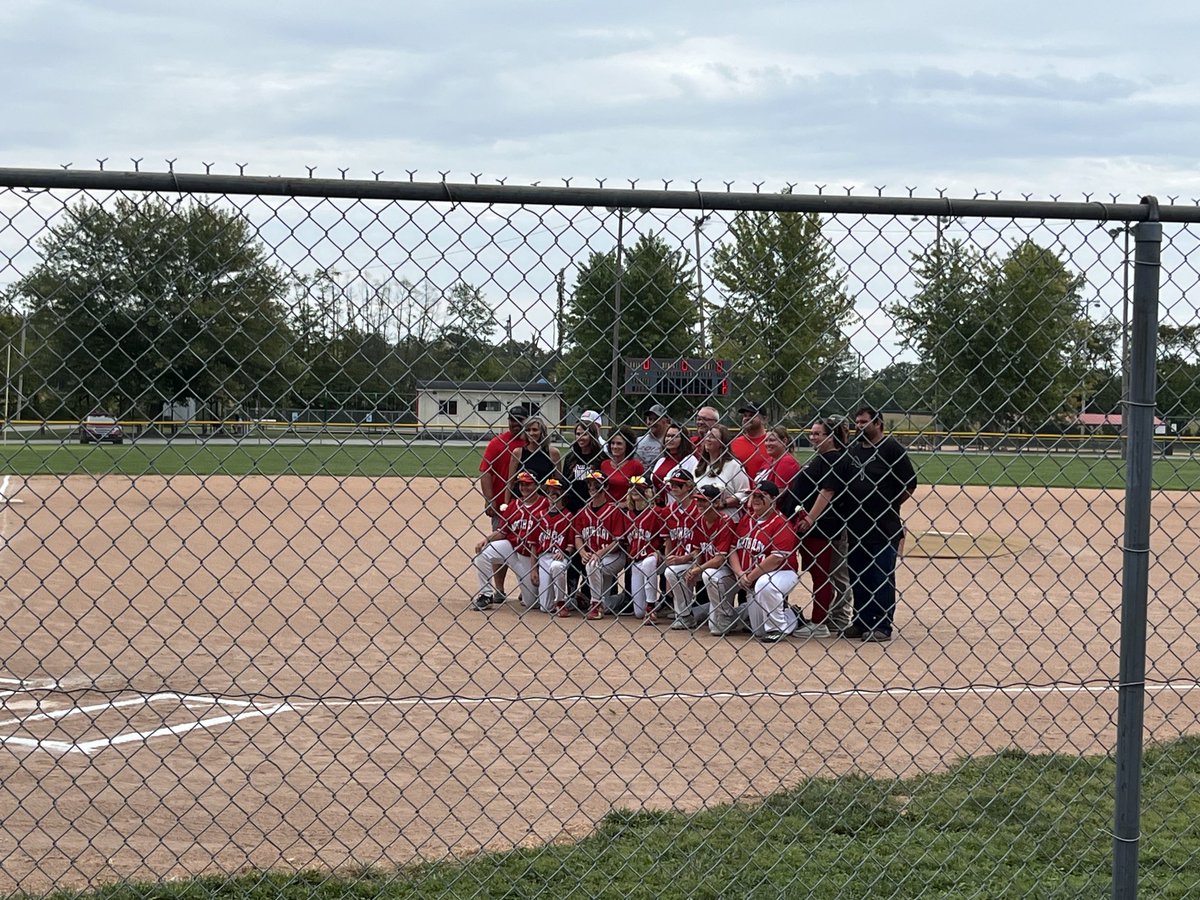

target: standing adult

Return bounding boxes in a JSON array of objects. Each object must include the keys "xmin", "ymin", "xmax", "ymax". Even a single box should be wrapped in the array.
[
  {"xmin": 754, "ymin": 425, "xmax": 803, "ymax": 502},
  {"xmin": 692, "ymin": 406, "xmax": 720, "ymax": 450},
  {"xmin": 508, "ymin": 415, "xmax": 561, "ymax": 495},
  {"xmin": 561, "ymin": 419, "xmax": 608, "ymax": 514},
  {"xmin": 651, "ymin": 423, "xmax": 697, "ymax": 500},
  {"xmin": 728, "ymin": 481, "xmax": 801, "ymax": 642},
  {"xmin": 634, "ymin": 403, "xmax": 672, "ymax": 470},
  {"xmin": 694, "ymin": 424, "xmax": 751, "ymax": 519},
  {"xmin": 600, "ymin": 425, "xmax": 645, "ymax": 503},
  {"xmin": 789, "ymin": 418, "xmax": 855, "ymax": 637},
  {"xmin": 477, "ymin": 403, "xmax": 531, "ymax": 600},
  {"xmin": 731, "ymin": 402, "xmax": 772, "ymax": 480},
  {"xmin": 844, "ymin": 406, "xmax": 918, "ymax": 643}
]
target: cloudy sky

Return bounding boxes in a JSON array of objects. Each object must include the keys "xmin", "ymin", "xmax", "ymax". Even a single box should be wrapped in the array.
[
  {"xmin": 3, "ymin": 0, "xmax": 1198, "ymax": 369},
  {"xmin": 4, "ymin": 0, "xmax": 1197, "ymax": 202}
]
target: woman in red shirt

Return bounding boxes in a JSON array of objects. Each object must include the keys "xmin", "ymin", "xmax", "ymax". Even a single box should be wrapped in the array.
[
  {"xmin": 756, "ymin": 426, "xmax": 803, "ymax": 508},
  {"xmin": 600, "ymin": 426, "xmax": 645, "ymax": 503}
]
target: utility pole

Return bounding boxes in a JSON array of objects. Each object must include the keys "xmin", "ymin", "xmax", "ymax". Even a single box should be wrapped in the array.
[
  {"xmin": 1108, "ymin": 225, "xmax": 1133, "ymax": 456},
  {"xmin": 694, "ymin": 214, "xmax": 710, "ymax": 352},
  {"xmin": 607, "ymin": 207, "xmax": 627, "ymax": 427}
]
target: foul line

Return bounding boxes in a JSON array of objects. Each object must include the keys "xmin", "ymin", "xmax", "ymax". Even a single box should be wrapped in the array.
[{"xmin": 2, "ymin": 681, "xmax": 1198, "ymax": 756}]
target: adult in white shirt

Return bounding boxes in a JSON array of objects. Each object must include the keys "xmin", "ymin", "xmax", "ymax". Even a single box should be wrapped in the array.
[
  {"xmin": 651, "ymin": 423, "xmax": 698, "ymax": 504},
  {"xmin": 694, "ymin": 424, "xmax": 751, "ymax": 520}
]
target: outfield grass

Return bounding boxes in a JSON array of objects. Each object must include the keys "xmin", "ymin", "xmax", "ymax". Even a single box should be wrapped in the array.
[
  {"xmin": 53, "ymin": 738, "xmax": 1200, "ymax": 900},
  {"xmin": 3, "ymin": 442, "xmax": 1200, "ymax": 490}
]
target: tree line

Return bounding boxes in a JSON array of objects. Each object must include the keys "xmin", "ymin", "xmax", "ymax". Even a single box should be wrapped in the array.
[{"xmin": 2, "ymin": 194, "xmax": 1194, "ymax": 431}]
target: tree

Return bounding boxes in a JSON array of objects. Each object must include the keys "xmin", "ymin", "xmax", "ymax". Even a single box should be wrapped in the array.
[
  {"xmin": 709, "ymin": 207, "xmax": 854, "ymax": 417},
  {"xmin": 8, "ymin": 197, "xmax": 296, "ymax": 417},
  {"xmin": 893, "ymin": 238, "xmax": 1089, "ymax": 431},
  {"xmin": 560, "ymin": 233, "xmax": 698, "ymax": 417}
]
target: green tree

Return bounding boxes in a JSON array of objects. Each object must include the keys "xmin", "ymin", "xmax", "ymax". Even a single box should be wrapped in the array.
[
  {"xmin": 560, "ymin": 233, "xmax": 698, "ymax": 418},
  {"xmin": 893, "ymin": 239, "xmax": 1089, "ymax": 431},
  {"xmin": 8, "ymin": 197, "xmax": 295, "ymax": 418},
  {"xmin": 709, "ymin": 207, "xmax": 854, "ymax": 417}
]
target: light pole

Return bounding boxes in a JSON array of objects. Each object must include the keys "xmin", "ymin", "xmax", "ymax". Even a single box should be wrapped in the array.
[
  {"xmin": 693, "ymin": 214, "xmax": 710, "ymax": 352},
  {"xmin": 605, "ymin": 206, "xmax": 649, "ymax": 425}
]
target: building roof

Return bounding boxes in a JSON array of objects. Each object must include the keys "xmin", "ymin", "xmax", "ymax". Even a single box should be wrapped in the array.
[
  {"xmin": 1078, "ymin": 412, "xmax": 1164, "ymax": 426},
  {"xmin": 416, "ymin": 379, "xmax": 557, "ymax": 393}
]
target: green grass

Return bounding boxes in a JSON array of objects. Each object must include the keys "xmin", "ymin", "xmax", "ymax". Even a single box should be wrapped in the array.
[
  {"xmin": 46, "ymin": 738, "xmax": 1200, "ymax": 900},
  {"xmin": 3, "ymin": 442, "xmax": 1200, "ymax": 489}
]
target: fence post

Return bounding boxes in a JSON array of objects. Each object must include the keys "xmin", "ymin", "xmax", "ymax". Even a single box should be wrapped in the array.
[{"xmin": 1111, "ymin": 210, "xmax": 1161, "ymax": 900}]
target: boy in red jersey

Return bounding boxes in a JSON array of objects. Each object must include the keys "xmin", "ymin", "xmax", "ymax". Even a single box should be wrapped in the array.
[
  {"xmin": 472, "ymin": 471, "xmax": 548, "ymax": 611},
  {"xmin": 623, "ymin": 476, "xmax": 665, "ymax": 623},
  {"xmin": 574, "ymin": 472, "xmax": 630, "ymax": 620},
  {"xmin": 683, "ymin": 484, "xmax": 740, "ymax": 635},
  {"xmin": 662, "ymin": 471, "xmax": 700, "ymax": 624},
  {"xmin": 532, "ymin": 478, "xmax": 575, "ymax": 615},
  {"xmin": 729, "ymin": 481, "xmax": 801, "ymax": 642}
]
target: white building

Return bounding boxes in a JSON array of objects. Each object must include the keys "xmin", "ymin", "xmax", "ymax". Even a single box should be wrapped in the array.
[{"xmin": 416, "ymin": 379, "xmax": 561, "ymax": 435}]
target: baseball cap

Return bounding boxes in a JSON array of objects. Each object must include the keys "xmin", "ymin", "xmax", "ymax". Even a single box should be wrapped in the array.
[
  {"xmin": 585, "ymin": 471, "xmax": 607, "ymax": 488},
  {"xmin": 738, "ymin": 401, "xmax": 767, "ymax": 416},
  {"xmin": 516, "ymin": 471, "xmax": 537, "ymax": 484},
  {"xmin": 508, "ymin": 404, "xmax": 532, "ymax": 422},
  {"xmin": 580, "ymin": 409, "xmax": 603, "ymax": 427},
  {"xmin": 695, "ymin": 484, "xmax": 723, "ymax": 502},
  {"xmin": 750, "ymin": 481, "xmax": 780, "ymax": 498},
  {"xmin": 668, "ymin": 469, "xmax": 695, "ymax": 486},
  {"xmin": 543, "ymin": 477, "xmax": 564, "ymax": 492},
  {"xmin": 645, "ymin": 402, "xmax": 670, "ymax": 419},
  {"xmin": 628, "ymin": 475, "xmax": 653, "ymax": 494}
]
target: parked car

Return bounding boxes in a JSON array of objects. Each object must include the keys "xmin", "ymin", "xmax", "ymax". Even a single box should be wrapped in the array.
[{"xmin": 79, "ymin": 414, "xmax": 124, "ymax": 445}]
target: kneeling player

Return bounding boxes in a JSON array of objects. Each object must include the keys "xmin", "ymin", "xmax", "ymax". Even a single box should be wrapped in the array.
[
  {"xmin": 623, "ymin": 476, "xmax": 665, "ymax": 623},
  {"xmin": 729, "ymin": 481, "xmax": 801, "ymax": 642},
  {"xmin": 472, "ymin": 471, "xmax": 546, "ymax": 611},
  {"xmin": 533, "ymin": 478, "xmax": 575, "ymax": 614},
  {"xmin": 574, "ymin": 472, "xmax": 629, "ymax": 619}
]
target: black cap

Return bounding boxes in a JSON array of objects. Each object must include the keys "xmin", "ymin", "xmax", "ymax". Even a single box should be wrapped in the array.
[
  {"xmin": 751, "ymin": 480, "xmax": 780, "ymax": 498},
  {"xmin": 508, "ymin": 403, "xmax": 533, "ymax": 422},
  {"xmin": 738, "ymin": 402, "xmax": 767, "ymax": 416},
  {"xmin": 695, "ymin": 484, "xmax": 723, "ymax": 501}
]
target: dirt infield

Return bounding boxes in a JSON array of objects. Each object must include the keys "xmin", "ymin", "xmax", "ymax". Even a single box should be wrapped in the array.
[{"xmin": 1, "ymin": 474, "xmax": 1198, "ymax": 892}]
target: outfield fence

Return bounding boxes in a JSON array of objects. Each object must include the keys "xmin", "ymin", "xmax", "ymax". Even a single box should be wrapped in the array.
[{"xmin": 1, "ymin": 165, "xmax": 1199, "ymax": 898}]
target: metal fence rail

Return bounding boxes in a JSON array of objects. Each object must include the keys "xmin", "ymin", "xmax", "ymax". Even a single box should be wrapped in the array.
[{"xmin": 0, "ymin": 166, "xmax": 1198, "ymax": 898}]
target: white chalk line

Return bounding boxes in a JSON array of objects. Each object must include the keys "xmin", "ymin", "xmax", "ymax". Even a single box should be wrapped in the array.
[
  {"xmin": 2, "ymin": 681, "xmax": 1199, "ymax": 756},
  {"xmin": 0, "ymin": 691, "xmax": 256, "ymax": 755}
]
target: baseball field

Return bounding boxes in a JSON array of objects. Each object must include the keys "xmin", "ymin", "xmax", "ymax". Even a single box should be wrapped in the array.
[{"xmin": 1, "ymin": 443, "xmax": 1198, "ymax": 896}]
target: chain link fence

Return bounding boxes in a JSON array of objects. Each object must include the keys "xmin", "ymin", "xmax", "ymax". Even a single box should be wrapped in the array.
[{"xmin": 0, "ymin": 166, "xmax": 1196, "ymax": 897}]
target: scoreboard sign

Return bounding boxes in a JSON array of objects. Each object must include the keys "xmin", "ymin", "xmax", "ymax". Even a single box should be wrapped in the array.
[{"xmin": 623, "ymin": 358, "xmax": 729, "ymax": 396}]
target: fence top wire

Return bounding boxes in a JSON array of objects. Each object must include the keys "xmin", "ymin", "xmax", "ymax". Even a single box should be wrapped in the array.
[{"xmin": 0, "ymin": 166, "xmax": 1193, "ymax": 224}]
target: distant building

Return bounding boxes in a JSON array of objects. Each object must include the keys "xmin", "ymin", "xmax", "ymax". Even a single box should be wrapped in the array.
[
  {"xmin": 416, "ymin": 379, "xmax": 561, "ymax": 433},
  {"xmin": 1077, "ymin": 412, "xmax": 1169, "ymax": 435}
]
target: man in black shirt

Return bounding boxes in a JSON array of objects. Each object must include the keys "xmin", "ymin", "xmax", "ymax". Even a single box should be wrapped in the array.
[{"xmin": 844, "ymin": 406, "xmax": 918, "ymax": 642}]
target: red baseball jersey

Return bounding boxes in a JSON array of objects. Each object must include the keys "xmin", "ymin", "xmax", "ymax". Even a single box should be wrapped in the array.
[
  {"xmin": 497, "ymin": 495, "xmax": 549, "ymax": 556},
  {"xmin": 625, "ymin": 505, "xmax": 665, "ymax": 560},
  {"xmin": 534, "ymin": 506, "xmax": 575, "ymax": 557},
  {"xmin": 755, "ymin": 453, "xmax": 802, "ymax": 491},
  {"xmin": 733, "ymin": 510, "xmax": 799, "ymax": 572},
  {"xmin": 664, "ymin": 501, "xmax": 698, "ymax": 554},
  {"xmin": 691, "ymin": 511, "xmax": 737, "ymax": 562},
  {"xmin": 479, "ymin": 430, "xmax": 525, "ymax": 505},
  {"xmin": 574, "ymin": 502, "xmax": 630, "ymax": 554}
]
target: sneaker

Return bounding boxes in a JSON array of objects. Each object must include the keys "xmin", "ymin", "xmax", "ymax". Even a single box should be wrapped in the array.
[
  {"xmin": 670, "ymin": 617, "xmax": 690, "ymax": 631},
  {"xmin": 472, "ymin": 593, "xmax": 494, "ymax": 611},
  {"xmin": 759, "ymin": 630, "xmax": 786, "ymax": 644},
  {"xmin": 709, "ymin": 621, "xmax": 738, "ymax": 636},
  {"xmin": 841, "ymin": 626, "xmax": 865, "ymax": 639},
  {"xmin": 492, "ymin": 592, "xmax": 508, "ymax": 605},
  {"xmin": 586, "ymin": 604, "xmax": 603, "ymax": 620},
  {"xmin": 861, "ymin": 630, "xmax": 892, "ymax": 643},
  {"xmin": 642, "ymin": 611, "xmax": 658, "ymax": 626},
  {"xmin": 795, "ymin": 622, "xmax": 831, "ymax": 639},
  {"xmin": 556, "ymin": 603, "xmax": 572, "ymax": 618}
]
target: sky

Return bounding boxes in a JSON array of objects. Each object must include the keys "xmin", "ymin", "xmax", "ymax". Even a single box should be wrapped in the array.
[
  {"xmin": 4, "ymin": 0, "xmax": 1197, "ymax": 200},
  {"xmin": 3, "ymin": 0, "xmax": 1199, "ymax": 367}
]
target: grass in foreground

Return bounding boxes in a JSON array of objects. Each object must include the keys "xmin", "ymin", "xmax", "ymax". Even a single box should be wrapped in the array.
[
  {"xmin": 50, "ymin": 737, "xmax": 1200, "ymax": 900},
  {"xmin": 3, "ymin": 442, "xmax": 1200, "ymax": 490}
]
